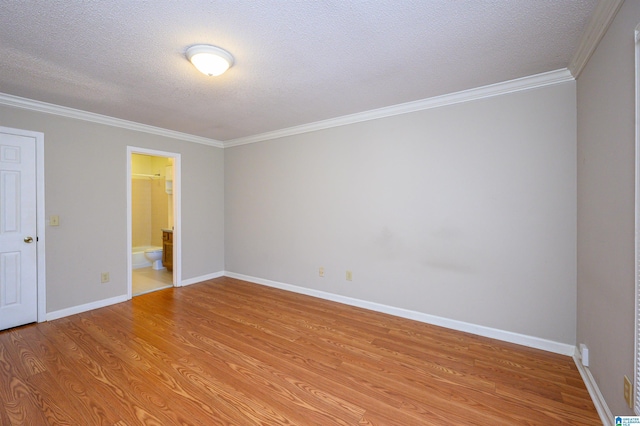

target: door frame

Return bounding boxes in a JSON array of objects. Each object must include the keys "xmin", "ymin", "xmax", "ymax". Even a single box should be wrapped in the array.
[
  {"xmin": 0, "ymin": 126, "xmax": 46, "ymax": 322},
  {"xmin": 126, "ymin": 146, "xmax": 181, "ymax": 299}
]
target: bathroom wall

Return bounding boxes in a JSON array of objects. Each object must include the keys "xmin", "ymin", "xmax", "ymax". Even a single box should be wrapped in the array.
[
  {"xmin": 166, "ymin": 157, "xmax": 174, "ymax": 232},
  {"xmin": 131, "ymin": 153, "xmax": 171, "ymax": 248},
  {"xmin": 150, "ymin": 155, "xmax": 170, "ymax": 247},
  {"xmin": 131, "ymin": 177, "xmax": 152, "ymax": 247},
  {"xmin": 131, "ymin": 154, "xmax": 153, "ymax": 247}
]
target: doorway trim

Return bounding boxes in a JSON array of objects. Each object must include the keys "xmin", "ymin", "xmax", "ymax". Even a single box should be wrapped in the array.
[
  {"xmin": 127, "ymin": 146, "xmax": 181, "ymax": 299},
  {"xmin": 0, "ymin": 126, "xmax": 46, "ymax": 322}
]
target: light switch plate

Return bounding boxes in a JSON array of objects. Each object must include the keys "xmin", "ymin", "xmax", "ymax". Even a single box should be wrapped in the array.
[{"xmin": 50, "ymin": 215, "xmax": 60, "ymax": 226}]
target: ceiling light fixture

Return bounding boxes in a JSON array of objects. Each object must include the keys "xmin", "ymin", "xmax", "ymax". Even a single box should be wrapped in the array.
[{"xmin": 186, "ymin": 45, "xmax": 234, "ymax": 77}]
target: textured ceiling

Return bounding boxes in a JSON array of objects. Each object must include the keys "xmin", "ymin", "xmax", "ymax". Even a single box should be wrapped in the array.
[{"xmin": 0, "ymin": 0, "xmax": 598, "ymax": 142}]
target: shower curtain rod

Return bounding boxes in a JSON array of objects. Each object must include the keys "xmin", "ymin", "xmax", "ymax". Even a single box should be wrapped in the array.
[{"xmin": 132, "ymin": 173, "xmax": 161, "ymax": 178}]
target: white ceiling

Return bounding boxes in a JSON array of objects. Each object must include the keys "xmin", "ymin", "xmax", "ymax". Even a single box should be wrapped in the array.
[{"xmin": 0, "ymin": 0, "xmax": 599, "ymax": 143}]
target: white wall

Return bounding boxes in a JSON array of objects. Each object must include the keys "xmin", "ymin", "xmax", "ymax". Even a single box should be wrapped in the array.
[
  {"xmin": 0, "ymin": 105, "xmax": 225, "ymax": 313},
  {"xmin": 577, "ymin": 0, "xmax": 639, "ymax": 416},
  {"xmin": 226, "ymin": 82, "xmax": 577, "ymax": 345}
]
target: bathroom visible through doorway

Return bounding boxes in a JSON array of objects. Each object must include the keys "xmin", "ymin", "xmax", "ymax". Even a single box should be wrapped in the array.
[{"xmin": 127, "ymin": 147, "xmax": 181, "ymax": 298}]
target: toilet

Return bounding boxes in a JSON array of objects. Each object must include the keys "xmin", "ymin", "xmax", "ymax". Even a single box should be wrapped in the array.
[{"xmin": 144, "ymin": 247, "xmax": 164, "ymax": 270}]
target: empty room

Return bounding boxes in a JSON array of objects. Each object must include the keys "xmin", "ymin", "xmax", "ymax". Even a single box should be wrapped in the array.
[{"xmin": 0, "ymin": 1, "xmax": 636, "ymax": 424}]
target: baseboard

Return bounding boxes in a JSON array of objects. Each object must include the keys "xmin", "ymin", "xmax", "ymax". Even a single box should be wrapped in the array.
[
  {"xmin": 181, "ymin": 271, "xmax": 225, "ymax": 287},
  {"xmin": 44, "ymin": 271, "xmax": 225, "ymax": 321},
  {"xmin": 224, "ymin": 272, "xmax": 576, "ymax": 356},
  {"xmin": 43, "ymin": 271, "xmax": 576, "ymax": 357},
  {"xmin": 573, "ymin": 351, "xmax": 613, "ymax": 426},
  {"xmin": 46, "ymin": 294, "xmax": 129, "ymax": 321}
]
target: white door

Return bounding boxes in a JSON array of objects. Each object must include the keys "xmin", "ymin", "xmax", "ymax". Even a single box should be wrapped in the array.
[{"xmin": 0, "ymin": 130, "xmax": 37, "ymax": 330}]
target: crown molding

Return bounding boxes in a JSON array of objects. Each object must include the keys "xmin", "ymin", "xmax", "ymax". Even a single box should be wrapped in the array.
[
  {"xmin": 568, "ymin": 0, "xmax": 624, "ymax": 79},
  {"xmin": 1, "ymin": 68, "xmax": 575, "ymax": 150},
  {"xmin": 0, "ymin": 92, "xmax": 225, "ymax": 148},
  {"xmin": 224, "ymin": 68, "xmax": 574, "ymax": 148}
]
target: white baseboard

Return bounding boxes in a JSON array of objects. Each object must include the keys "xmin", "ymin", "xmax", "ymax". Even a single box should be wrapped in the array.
[
  {"xmin": 46, "ymin": 294, "xmax": 129, "ymax": 321},
  {"xmin": 44, "ymin": 271, "xmax": 225, "ymax": 321},
  {"xmin": 181, "ymin": 271, "xmax": 225, "ymax": 287},
  {"xmin": 224, "ymin": 272, "xmax": 576, "ymax": 356},
  {"xmin": 573, "ymin": 351, "xmax": 613, "ymax": 426},
  {"xmin": 42, "ymin": 271, "xmax": 576, "ymax": 357}
]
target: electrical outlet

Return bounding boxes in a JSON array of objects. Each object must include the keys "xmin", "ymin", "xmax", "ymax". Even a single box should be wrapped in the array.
[
  {"xmin": 319, "ymin": 267, "xmax": 324, "ymax": 277},
  {"xmin": 101, "ymin": 272, "xmax": 110, "ymax": 283},
  {"xmin": 624, "ymin": 375, "xmax": 633, "ymax": 409},
  {"xmin": 346, "ymin": 270, "xmax": 353, "ymax": 281}
]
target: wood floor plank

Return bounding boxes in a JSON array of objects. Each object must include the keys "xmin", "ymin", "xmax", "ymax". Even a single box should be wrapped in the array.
[
  {"xmin": 104, "ymin": 296, "xmax": 331, "ymax": 424},
  {"xmin": 132, "ymin": 327, "xmax": 344, "ymax": 425},
  {"xmin": 162, "ymin": 312, "xmax": 365, "ymax": 424},
  {"xmin": 19, "ymin": 326, "xmax": 119, "ymax": 425},
  {"xmin": 0, "ymin": 277, "xmax": 600, "ymax": 425},
  {"xmin": 40, "ymin": 320, "xmax": 178, "ymax": 425},
  {"xmin": 70, "ymin": 314, "xmax": 245, "ymax": 425},
  {"xmin": 69, "ymin": 315, "xmax": 261, "ymax": 425},
  {"xmin": 4, "ymin": 394, "xmax": 50, "ymax": 426}
]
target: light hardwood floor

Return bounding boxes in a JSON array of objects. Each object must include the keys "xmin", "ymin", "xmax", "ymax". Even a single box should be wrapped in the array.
[{"xmin": 0, "ymin": 277, "xmax": 600, "ymax": 425}]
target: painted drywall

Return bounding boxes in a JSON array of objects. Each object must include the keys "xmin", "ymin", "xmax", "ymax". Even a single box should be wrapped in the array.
[
  {"xmin": 0, "ymin": 105, "xmax": 225, "ymax": 312},
  {"xmin": 225, "ymin": 82, "xmax": 577, "ymax": 345},
  {"xmin": 576, "ymin": 0, "xmax": 639, "ymax": 416}
]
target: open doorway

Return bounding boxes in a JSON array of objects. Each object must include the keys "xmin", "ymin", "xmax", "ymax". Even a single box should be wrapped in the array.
[{"xmin": 127, "ymin": 147, "xmax": 181, "ymax": 298}]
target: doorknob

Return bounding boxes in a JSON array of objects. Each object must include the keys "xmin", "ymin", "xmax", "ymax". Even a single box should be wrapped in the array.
[{"xmin": 24, "ymin": 236, "xmax": 33, "ymax": 243}]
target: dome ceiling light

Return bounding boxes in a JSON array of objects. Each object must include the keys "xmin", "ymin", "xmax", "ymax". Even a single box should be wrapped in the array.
[{"xmin": 186, "ymin": 45, "xmax": 234, "ymax": 77}]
